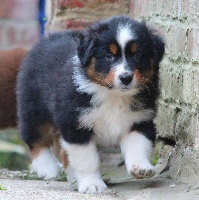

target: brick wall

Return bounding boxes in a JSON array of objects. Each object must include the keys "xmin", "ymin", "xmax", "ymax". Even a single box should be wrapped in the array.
[
  {"xmin": 46, "ymin": 0, "xmax": 130, "ymax": 32},
  {"xmin": 46, "ymin": 0, "xmax": 199, "ymax": 180},
  {"xmin": 130, "ymin": 0, "xmax": 199, "ymax": 180},
  {"xmin": 0, "ymin": 0, "xmax": 39, "ymax": 50}
]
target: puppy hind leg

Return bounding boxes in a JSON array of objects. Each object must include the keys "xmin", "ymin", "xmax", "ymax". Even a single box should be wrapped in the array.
[
  {"xmin": 31, "ymin": 146, "xmax": 61, "ymax": 180},
  {"xmin": 21, "ymin": 123, "xmax": 61, "ymax": 180}
]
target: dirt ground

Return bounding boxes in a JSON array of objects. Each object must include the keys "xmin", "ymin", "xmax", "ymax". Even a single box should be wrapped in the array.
[{"xmin": 1, "ymin": 163, "xmax": 199, "ymax": 200}]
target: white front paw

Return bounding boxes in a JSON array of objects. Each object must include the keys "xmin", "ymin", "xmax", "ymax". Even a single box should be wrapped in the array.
[
  {"xmin": 78, "ymin": 179, "xmax": 107, "ymax": 194},
  {"xmin": 129, "ymin": 162, "xmax": 155, "ymax": 179},
  {"xmin": 79, "ymin": 183, "xmax": 107, "ymax": 194}
]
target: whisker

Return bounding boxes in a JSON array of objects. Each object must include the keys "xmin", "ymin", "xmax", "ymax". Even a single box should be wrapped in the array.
[
  {"xmin": 139, "ymin": 83, "xmax": 151, "ymax": 94},
  {"xmin": 141, "ymin": 77, "xmax": 155, "ymax": 88}
]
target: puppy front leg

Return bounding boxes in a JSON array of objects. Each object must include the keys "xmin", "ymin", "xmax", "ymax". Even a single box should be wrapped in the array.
[
  {"xmin": 61, "ymin": 140, "xmax": 107, "ymax": 194},
  {"xmin": 120, "ymin": 121, "xmax": 156, "ymax": 179}
]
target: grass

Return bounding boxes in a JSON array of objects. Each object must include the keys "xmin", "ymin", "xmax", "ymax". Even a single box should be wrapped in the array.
[
  {"xmin": 0, "ymin": 129, "xmax": 29, "ymax": 170},
  {"xmin": 152, "ymin": 154, "xmax": 159, "ymax": 166},
  {"xmin": 71, "ymin": 180, "xmax": 77, "ymax": 185},
  {"xmin": 0, "ymin": 184, "xmax": 7, "ymax": 190}
]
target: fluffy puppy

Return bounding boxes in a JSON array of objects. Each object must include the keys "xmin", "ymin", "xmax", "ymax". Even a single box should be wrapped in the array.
[
  {"xmin": 0, "ymin": 48, "xmax": 27, "ymax": 129},
  {"xmin": 17, "ymin": 16, "xmax": 165, "ymax": 194}
]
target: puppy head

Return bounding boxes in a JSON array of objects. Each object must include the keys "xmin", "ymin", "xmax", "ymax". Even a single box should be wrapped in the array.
[{"xmin": 78, "ymin": 16, "xmax": 165, "ymax": 92}]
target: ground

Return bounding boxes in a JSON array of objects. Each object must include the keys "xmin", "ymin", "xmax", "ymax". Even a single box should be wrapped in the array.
[{"xmin": 1, "ymin": 154, "xmax": 199, "ymax": 200}]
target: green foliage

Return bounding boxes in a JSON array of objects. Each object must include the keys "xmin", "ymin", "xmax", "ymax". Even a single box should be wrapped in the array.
[
  {"xmin": 0, "ymin": 129, "xmax": 23, "ymax": 145},
  {"xmin": 0, "ymin": 152, "xmax": 29, "ymax": 170},
  {"xmin": 0, "ymin": 184, "xmax": 7, "ymax": 190},
  {"xmin": 0, "ymin": 129, "xmax": 29, "ymax": 170},
  {"xmin": 152, "ymin": 152, "xmax": 159, "ymax": 166}
]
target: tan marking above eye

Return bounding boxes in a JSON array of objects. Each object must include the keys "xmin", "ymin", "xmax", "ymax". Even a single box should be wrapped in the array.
[
  {"xmin": 131, "ymin": 43, "xmax": 138, "ymax": 54},
  {"xmin": 109, "ymin": 43, "xmax": 118, "ymax": 55}
]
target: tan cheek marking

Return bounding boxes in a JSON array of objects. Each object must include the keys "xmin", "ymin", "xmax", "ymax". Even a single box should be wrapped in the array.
[
  {"xmin": 109, "ymin": 43, "xmax": 117, "ymax": 55},
  {"xmin": 134, "ymin": 60, "xmax": 155, "ymax": 84},
  {"xmin": 87, "ymin": 58, "xmax": 96, "ymax": 80},
  {"xmin": 143, "ymin": 59, "xmax": 155, "ymax": 82},
  {"xmin": 134, "ymin": 70, "xmax": 142, "ymax": 83},
  {"xmin": 87, "ymin": 59, "xmax": 105, "ymax": 86},
  {"xmin": 131, "ymin": 43, "xmax": 138, "ymax": 54},
  {"xmin": 104, "ymin": 69, "xmax": 116, "ymax": 86},
  {"xmin": 87, "ymin": 57, "xmax": 113, "ymax": 88}
]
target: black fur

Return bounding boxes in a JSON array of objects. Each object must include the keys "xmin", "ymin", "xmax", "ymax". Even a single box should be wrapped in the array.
[
  {"xmin": 17, "ymin": 16, "xmax": 165, "ymax": 149},
  {"xmin": 131, "ymin": 121, "xmax": 156, "ymax": 144},
  {"xmin": 17, "ymin": 31, "xmax": 93, "ymax": 146}
]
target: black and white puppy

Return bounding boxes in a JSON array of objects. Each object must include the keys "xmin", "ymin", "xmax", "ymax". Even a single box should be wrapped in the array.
[{"xmin": 17, "ymin": 16, "xmax": 165, "ymax": 194}]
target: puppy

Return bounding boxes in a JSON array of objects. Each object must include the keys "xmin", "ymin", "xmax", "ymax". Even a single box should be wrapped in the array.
[
  {"xmin": 17, "ymin": 16, "xmax": 165, "ymax": 194},
  {"xmin": 0, "ymin": 48, "xmax": 27, "ymax": 129}
]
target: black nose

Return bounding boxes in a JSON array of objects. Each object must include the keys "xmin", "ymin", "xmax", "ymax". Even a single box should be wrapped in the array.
[{"xmin": 119, "ymin": 73, "xmax": 133, "ymax": 86}]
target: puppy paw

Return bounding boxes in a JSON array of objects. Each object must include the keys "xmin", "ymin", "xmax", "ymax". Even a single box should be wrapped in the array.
[
  {"xmin": 130, "ymin": 163, "xmax": 155, "ymax": 179},
  {"xmin": 31, "ymin": 149, "xmax": 61, "ymax": 180},
  {"xmin": 79, "ymin": 184, "xmax": 107, "ymax": 194},
  {"xmin": 79, "ymin": 180, "xmax": 107, "ymax": 194},
  {"xmin": 31, "ymin": 160, "xmax": 60, "ymax": 180}
]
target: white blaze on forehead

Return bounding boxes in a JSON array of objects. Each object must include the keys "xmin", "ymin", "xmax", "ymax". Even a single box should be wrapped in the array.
[
  {"xmin": 114, "ymin": 62, "xmax": 127, "ymax": 77},
  {"xmin": 117, "ymin": 25, "xmax": 136, "ymax": 49}
]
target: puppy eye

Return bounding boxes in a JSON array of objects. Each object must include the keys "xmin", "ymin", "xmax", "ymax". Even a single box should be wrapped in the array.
[
  {"xmin": 105, "ymin": 54, "xmax": 115, "ymax": 61},
  {"xmin": 134, "ymin": 53, "xmax": 141, "ymax": 60}
]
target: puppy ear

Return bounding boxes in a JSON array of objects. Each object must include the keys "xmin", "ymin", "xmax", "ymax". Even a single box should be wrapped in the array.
[
  {"xmin": 148, "ymin": 28, "xmax": 165, "ymax": 64},
  {"xmin": 77, "ymin": 34, "xmax": 95, "ymax": 67}
]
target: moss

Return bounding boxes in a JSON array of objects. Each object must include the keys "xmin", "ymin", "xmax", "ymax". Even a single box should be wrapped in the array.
[
  {"xmin": 0, "ymin": 152, "xmax": 29, "ymax": 170},
  {"xmin": 0, "ymin": 129, "xmax": 23, "ymax": 145},
  {"xmin": 152, "ymin": 153, "xmax": 159, "ymax": 166},
  {"xmin": 0, "ymin": 184, "xmax": 7, "ymax": 190},
  {"xmin": 0, "ymin": 129, "xmax": 29, "ymax": 170}
]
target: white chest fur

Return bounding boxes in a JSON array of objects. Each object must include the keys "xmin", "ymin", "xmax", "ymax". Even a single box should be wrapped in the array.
[
  {"xmin": 78, "ymin": 89, "xmax": 154, "ymax": 146},
  {"xmin": 72, "ymin": 61, "xmax": 154, "ymax": 146}
]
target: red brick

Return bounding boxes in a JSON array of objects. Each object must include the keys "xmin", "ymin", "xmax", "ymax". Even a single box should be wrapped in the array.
[
  {"xmin": 59, "ymin": 0, "xmax": 120, "ymax": 10},
  {"xmin": 0, "ymin": 24, "xmax": 3, "ymax": 44},
  {"xmin": 0, "ymin": 0, "xmax": 38, "ymax": 20},
  {"xmin": 7, "ymin": 26, "xmax": 17, "ymax": 45},
  {"xmin": 106, "ymin": 0, "xmax": 119, "ymax": 2},
  {"xmin": 6, "ymin": 22, "xmax": 39, "ymax": 48},
  {"xmin": 0, "ymin": 0, "xmax": 14, "ymax": 18},
  {"xmin": 188, "ymin": 29, "xmax": 199, "ymax": 62},
  {"xmin": 65, "ymin": 20, "xmax": 93, "ymax": 30},
  {"xmin": 58, "ymin": 0, "xmax": 85, "ymax": 9}
]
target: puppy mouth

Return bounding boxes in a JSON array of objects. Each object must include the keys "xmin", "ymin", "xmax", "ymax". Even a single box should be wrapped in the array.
[
  {"xmin": 119, "ymin": 85, "xmax": 134, "ymax": 91},
  {"xmin": 120, "ymin": 86, "xmax": 132, "ymax": 91},
  {"xmin": 114, "ymin": 82, "xmax": 136, "ymax": 92},
  {"xmin": 114, "ymin": 77, "xmax": 136, "ymax": 91}
]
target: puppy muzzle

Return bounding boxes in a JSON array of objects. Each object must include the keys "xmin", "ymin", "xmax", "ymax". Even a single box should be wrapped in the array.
[{"xmin": 119, "ymin": 72, "xmax": 133, "ymax": 86}]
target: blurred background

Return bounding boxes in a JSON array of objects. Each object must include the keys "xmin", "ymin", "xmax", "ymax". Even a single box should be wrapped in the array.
[
  {"xmin": 0, "ymin": 0, "xmax": 39, "ymax": 170},
  {"xmin": 0, "ymin": 0, "xmax": 130, "ymax": 171},
  {"xmin": 0, "ymin": 0, "xmax": 39, "ymax": 50}
]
